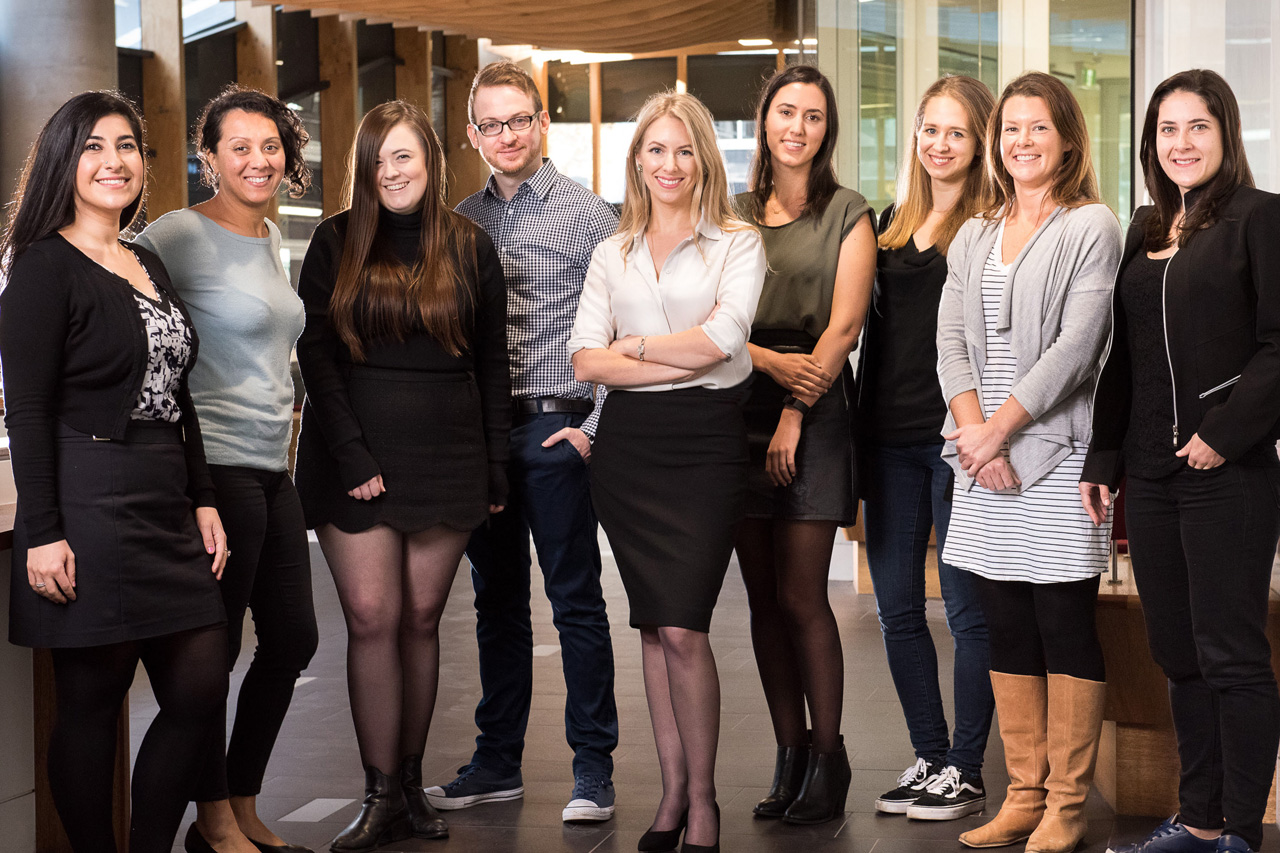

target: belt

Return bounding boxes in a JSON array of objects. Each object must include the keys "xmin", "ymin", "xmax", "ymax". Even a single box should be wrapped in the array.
[{"xmin": 515, "ymin": 397, "xmax": 593, "ymax": 415}]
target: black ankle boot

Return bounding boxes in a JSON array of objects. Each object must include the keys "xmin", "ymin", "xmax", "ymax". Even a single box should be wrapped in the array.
[
  {"xmin": 329, "ymin": 765, "xmax": 413, "ymax": 853},
  {"xmin": 752, "ymin": 745, "xmax": 808, "ymax": 818},
  {"xmin": 400, "ymin": 754, "xmax": 448, "ymax": 839},
  {"xmin": 783, "ymin": 738, "xmax": 851, "ymax": 825}
]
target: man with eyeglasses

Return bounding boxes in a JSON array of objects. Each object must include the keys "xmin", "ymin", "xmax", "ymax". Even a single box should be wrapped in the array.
[{"xmin": 424, "ymin": 60, "xmax": 620, "ymax": 825}]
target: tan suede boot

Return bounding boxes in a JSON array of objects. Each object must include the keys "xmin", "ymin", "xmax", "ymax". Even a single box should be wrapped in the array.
[
  {"xmin": 959, "ymin": 673, "xmax": 1049, "ymax": 849},
  {"xmin": 1024, "ymin": 674, "xmax": 1107, "ymax": 853}
]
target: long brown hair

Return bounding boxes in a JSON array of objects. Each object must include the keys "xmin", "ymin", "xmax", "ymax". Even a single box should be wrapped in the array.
[
  {"xmin": 1139, "ymin": 69, "xmax": 1253, "ymax": 252},
  {"xmin": 616, "ymin": 91, "xmax": 752, "ymax": 260},
  {"xmin": 328, "ymin": 101, "xmax": 475, "ymax": 361},
  {"xmin": 743, "ymin": 65, "xmax": 840, "ymax": 223},
  {"xmin": 983, "ymin": 71, "xmax": 1101, "ymax": 219},
  {"xmin": 879, "ymin": 75, "xmax": 995, "ymax": 254}
]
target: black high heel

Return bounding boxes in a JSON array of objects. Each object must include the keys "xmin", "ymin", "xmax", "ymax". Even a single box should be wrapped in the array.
[
  {"xmin": 680, "ymin": 802, "xmax": 719, "ymax": 853},
  {"xmin": 638, "ymin": 809, "xmax": 688, "ymax": 852}
]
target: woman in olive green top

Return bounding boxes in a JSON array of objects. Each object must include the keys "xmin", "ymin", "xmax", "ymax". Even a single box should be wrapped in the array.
[{"xmin": 733, "ymin": 64, "xmax": 876, "ymax": 825}]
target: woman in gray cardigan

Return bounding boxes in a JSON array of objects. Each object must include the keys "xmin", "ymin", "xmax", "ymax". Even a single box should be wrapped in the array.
[{"xmin": 935, "ymin": 72, "xmax": 1121, "ymax": 853}]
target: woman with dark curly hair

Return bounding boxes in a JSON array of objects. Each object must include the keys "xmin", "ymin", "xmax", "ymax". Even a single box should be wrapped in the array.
[{"xmin": 133, "ymin": 85, "xmax": 319, "ymax": 853}]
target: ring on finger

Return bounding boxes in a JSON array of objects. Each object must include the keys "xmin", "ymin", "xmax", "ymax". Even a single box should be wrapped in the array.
[{"xmin": 34, "ymin": 582, "xmax": 46, "ymax": 588}]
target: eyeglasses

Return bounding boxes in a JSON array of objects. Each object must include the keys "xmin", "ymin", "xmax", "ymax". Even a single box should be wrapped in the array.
[{"xmin": 473, "ymin": 114, "xmax": 538, "ymax": 137}]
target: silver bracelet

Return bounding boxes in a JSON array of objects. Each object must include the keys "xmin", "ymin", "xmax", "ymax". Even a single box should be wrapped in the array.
[{"xmin": 637, "ymin": 336, "xmax": 646, "ymax": 362}]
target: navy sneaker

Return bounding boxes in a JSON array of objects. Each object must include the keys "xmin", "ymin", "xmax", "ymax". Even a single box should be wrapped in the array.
[
  {"xmin": 1217, "ymin": 836, "xmax": 1254, "ymax": 853},
  {"xmin": 1106, "ymin": 815, "xmax": 1218, "ymax": 853},
  {"xmin": 906, "ymin": 765, "xmax": 986, "ymax": 820},
  {"xmin": 562, "ymin": 774, "xmax": 616, "ymax": 823},
  {"xmin": 424, "ymin": 764, "xmax": 524, "ymax": 810},
  {"xmin": 875, "ymin": 758, "xmax": 943, "ymax": 814}
]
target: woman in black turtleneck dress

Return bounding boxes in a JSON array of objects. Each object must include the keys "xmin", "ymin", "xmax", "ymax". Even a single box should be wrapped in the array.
[{"xmin": 294, "ymin": 100, "xmax": 510, "ymax": 852}]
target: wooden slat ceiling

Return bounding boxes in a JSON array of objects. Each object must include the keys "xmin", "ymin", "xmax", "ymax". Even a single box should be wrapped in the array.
[{"xmin": 267, "ymin": 0, "xmax": 780, "ymax": 53}]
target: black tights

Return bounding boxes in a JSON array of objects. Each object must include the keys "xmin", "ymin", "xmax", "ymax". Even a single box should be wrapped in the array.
[
  {"xmin": 736, "ymin": 518, "xmax": 845, "ymax": 752},
  {"xmin": 318, "ymin": 522, "xmax": 469, "ymax": 774},
  {"xmin": 49, "ymin": 624, "xmax": 228, "ymax": 853},
  {"xmin": 972, "ymin": 574, "xmax": 1105, "ymax": 681}
]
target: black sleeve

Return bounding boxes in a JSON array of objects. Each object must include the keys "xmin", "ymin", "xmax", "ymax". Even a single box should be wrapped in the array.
[
  {"xmin": 877, "ymin": 203, "xmax": 897, "ymax": 235},
  {"xmin": 294, "ymin": 218, "xmax": 382, "ymax": 490},
  {"xmin": 470, "ymin": 229, "xmax": 512, "ymax": 506},
  {"xmin": 0, "ymin": 247, "xmax": 70, "ymax": 546},
  {"xmin": 1081, "ymin": 284, "xmax": 1130, "ymax": 489}
]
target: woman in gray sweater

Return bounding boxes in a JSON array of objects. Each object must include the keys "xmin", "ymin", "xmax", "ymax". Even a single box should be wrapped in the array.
[
  {"xmin": 935, "ymin": 72, "xmax": 1121, "ymax": 853},
  {"xmin": 134, "ymin": 86, "xmax": 319, "ymax": 853}
]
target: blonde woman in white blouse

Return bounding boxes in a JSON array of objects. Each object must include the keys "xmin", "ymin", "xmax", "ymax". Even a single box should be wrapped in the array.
[{"xmin": 569, "ymin": 91, "xmax": 765, "ymax": 853}]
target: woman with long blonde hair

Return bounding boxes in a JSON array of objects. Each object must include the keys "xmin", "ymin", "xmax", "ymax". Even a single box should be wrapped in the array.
[
  {"xmin": 293, "ymin": 100, "xmax": 511, "ymax": 851},
  {"xmin": 569, "ymin": 91, "xmax": 766, "ymax": 853},
  {"xmin": 859, "ymin": 75, "xmax": 998, "ymax": 822}
]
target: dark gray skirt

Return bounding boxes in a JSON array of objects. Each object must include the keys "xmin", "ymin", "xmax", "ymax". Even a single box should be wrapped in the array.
[
  {"xmin": 9, "ymin": 421, "xmax": 226, "ymax": 649},
  {"xmin": 590, "ymin": 384, "xmax": 749, "ymax": 633}
]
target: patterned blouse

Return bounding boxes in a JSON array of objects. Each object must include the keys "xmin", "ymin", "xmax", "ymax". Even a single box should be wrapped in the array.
[{"xmin": 130, "ymin": 284, "xmax": 193, "ymax": 422}]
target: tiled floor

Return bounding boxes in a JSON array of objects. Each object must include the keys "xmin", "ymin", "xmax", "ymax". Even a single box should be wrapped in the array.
[{"xmin": 129, "ymin": 537, "xmax": 1280, "ymax": 852}]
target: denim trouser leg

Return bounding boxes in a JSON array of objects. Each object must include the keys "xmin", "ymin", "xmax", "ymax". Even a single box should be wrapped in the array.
[
  {"xmin": 466, "ymin": 412, "xmax": 618, "ymax": 779},
  {"xmin": 863, "ymin": 442, "xmax": 994, "ymax": 776}
]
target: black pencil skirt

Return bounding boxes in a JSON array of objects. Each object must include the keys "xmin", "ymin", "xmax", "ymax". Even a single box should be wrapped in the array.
[
  {"xmin": 590, "ymin": 384, "xmax": 749, "ymax": 633},
  {"xmin": 9, "ymin": 421, "xmax": 226, "ymax": 649}
]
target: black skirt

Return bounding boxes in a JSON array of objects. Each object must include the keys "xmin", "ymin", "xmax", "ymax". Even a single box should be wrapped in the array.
[
  {"xmin": 294, "ymin": 366, "xmax": 488, "ymax": 534},
  {"xmin": 590, "ymin": 384, "xmax": 749, "ymax": 632},
  {"xmin": 743, "ymin": 330, "xmax": 857, "ymax": 525},
  {"xmin": 9, "ymin": 421, "xmax": 226, "ymax": 649}
]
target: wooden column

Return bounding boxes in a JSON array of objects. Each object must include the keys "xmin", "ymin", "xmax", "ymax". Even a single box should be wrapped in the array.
[
  {"xmin": 394, "ymin": 27, "xmax": 432, "ymax": 116},
  {"xmin": 319, "ymin": 16, "xmax": 358, "ymax": 217},
  {"xmin": 675, "ymin": 54, "xmax": 688, "ymax": 94},
  {"xmin": 140, "ymin": 0, "xmax": 187, "ymax": 219},
  {"xmin": 443, "ymin": 35, "xmax": 485, "ymax": 206},
  {"xmin": 532, "ymin": 58, "xmax": 549, "ymax": 157},
  {"xmin": 235, "ymin": 1, "xmax": 277, "ymax": 96},
  {"xmin": 588, "ymin": 62, "xmax": 602, "ymax": 196}
]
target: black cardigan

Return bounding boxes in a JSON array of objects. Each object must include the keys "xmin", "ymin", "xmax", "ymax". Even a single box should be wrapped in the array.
[
  {"xmin": 0, "ymin": 234, "xmax": 214, "ymax": 547},
  {"xmin": 1083, "ymin": 185, "xmax": 1280, "ymax": 488}
]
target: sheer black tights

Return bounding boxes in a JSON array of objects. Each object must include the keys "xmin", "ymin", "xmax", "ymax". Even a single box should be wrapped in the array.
[
  {"xmin": 318, "ymin": 523, "xmax": 469, "ymax": 774},
  {"xmin": 736, "ymin": 518, "xmax": 845, "ymax": 752},
  {"xmin": 49, "ymin": 624, "xmax": 229, "ymax": 853}
]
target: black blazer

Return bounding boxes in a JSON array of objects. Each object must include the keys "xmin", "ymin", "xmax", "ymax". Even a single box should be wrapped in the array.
[
  {"xmin": 0, "ymin": 234, "xmax": 214, "ymax": 547},
  {"xmin": 1083, "ymin": 185, "xmax": 1280, "ymax": 488}
]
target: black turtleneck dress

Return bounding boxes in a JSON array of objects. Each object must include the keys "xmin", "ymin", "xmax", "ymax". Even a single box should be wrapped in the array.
[{"xmin": 293, "ymin": 207, "xmax": 511, "ymax": 533}]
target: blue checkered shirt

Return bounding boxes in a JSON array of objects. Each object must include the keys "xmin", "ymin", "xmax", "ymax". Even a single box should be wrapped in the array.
[{"xmin": 456, "ymin": 159, "xmax": 618, "ymax": 437}]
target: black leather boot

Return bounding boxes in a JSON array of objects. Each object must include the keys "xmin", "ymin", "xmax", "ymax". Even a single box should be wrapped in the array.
[
  {"xmin": 329, "ymin": 765, "xmax": 413, "ymax": 853},
  {"xmin": 783, "ymin": 738, "xmax": 851, "ymax": 825},
  {"xmin": 400, "ymin": 754, "xmax": 448, "ymax": 839},
  {"xmin": 752, "ymin": 745, "xmax": 808, "ymax": 818}
]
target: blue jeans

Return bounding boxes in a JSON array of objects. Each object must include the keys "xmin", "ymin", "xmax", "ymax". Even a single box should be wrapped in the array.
[
  {"xmin": 862, "ymin": 441, "xmax": 995, "ymax": 776},
  {"xmin": 465, "ymin": 411, "xmax": 618, "ymax": 779}
]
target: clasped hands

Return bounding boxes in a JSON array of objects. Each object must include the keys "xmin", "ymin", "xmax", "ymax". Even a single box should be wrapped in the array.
[{"xmin": 944, "ymin": 420, "xmax": 1022, "ymax": 493}]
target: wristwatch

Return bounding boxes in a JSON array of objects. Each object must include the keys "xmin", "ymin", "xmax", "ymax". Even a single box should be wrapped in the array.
[{"xmin": 781, "ymin": 394, "xmax": 811, "ymax": 416}]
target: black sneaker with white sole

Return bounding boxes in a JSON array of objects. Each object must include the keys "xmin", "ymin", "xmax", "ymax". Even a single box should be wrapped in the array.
[
  {"xmin": 906, "ymin": 765, "xmax": 986, "ymax": 820},
  {"xmin": 875, "ymin": 758, "xmax": 943, "ymax": 814}
]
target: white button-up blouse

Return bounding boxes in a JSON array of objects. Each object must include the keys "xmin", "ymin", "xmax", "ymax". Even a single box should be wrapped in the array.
[{"xmin": 567, "ymin": 218, "xmax": 767, "ymax": 391}]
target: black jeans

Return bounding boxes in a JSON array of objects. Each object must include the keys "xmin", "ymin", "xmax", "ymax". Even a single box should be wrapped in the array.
[
  {"xmin": 194, "ymin": 464, "xmax": 319, "ymax": 801},
  {"xmin": 1125, "ymin": 463, "xmax": 1280, "ymax": 850},
  {"xmin": 972, "ymin": 574, "xmax": 1105, "ymax": 681}
]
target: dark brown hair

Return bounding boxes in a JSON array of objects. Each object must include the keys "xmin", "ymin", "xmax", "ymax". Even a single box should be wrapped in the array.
[
  {"xmin": 329, "ymin": 100, "xmax": 476, "ymax": 361},
  {"xmin": 983, "ymin": 71, "xmax": 1101, "ymax": 219},
  {"xmin": 468, "ymin": 60, "xmax": 543, "ymax": 124},
  {"xmin": 1139, "ymin": 69, "xmax": 1252, "ymax": 252},
  {"xmin": 879, "ymin": 75, "xmax": 995, "ymax": 255},
  {"xmin": 194, "ymin": 84, "xmax": 311, "ymax": 197},
  {"xmin": 1, "ymin": 91, "xmax": 146, "ymax": 273},
  {"xmin": 744, "ymin": 65, "xmax": 840, "ymax": 222}
]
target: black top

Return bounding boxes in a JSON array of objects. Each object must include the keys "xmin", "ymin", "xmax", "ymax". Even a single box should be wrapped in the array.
[
  {"xmin": 296, "ymin": 207, "xmax": 512, "ymax": 502},
  {"xmin": 1084, "ymin": 185, "xmax": 1280, "ymax": 488},
  {"xmin": 1117, "ymin": 253, "xmax": 1181, "ymax": 479},
  {"xmin": 859, "ymin": 206, "xmax": 950, "ymax": 445},
  {"xmin": 0, "ymin": 234, "xmax": 213, "ymax": 548}
]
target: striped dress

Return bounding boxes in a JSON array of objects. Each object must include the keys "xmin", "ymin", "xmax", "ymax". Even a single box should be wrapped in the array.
[{"xmin": 941, "ymin": 225, "xmax": 1110, "ymax": 583}]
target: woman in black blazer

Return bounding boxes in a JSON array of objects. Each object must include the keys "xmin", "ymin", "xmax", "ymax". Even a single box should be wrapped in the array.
[
  {"xmin": 1080, "ymin": 70, "xmax": 1280, "ymax": 853},
  {"xmin": 0, "ymin": 92, "xmax": 229, "ymax": 853}
]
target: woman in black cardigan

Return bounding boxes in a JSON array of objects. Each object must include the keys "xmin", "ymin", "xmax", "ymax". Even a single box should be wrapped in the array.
[
  {"xmin": 293, "ymin": 100, "xmax": 510, "ymax": 851},
  {"xmin": 1080, "ymin": 70, "xmax": 1280, "ymax": 853},
  {"xmin": 0, "ymin": 92, "xmax": 229, "ymax": 853}
]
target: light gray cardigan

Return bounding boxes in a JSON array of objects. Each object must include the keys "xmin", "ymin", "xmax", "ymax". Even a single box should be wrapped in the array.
[{"xmin": 936, "ymin": 203, "xmax": 1123, "ymax": 491}]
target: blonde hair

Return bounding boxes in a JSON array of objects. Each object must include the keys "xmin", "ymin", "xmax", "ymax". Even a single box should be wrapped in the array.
[
  {"xmin": 879, "ymin": 75, "xmax": 995, "ymax": 255},
  {"xmin": 616, "ymin": 91, "xmax": 752, "ymax": 259}
]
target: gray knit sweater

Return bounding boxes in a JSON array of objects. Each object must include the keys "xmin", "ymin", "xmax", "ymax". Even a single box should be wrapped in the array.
[{"xmin": 936, "ymin": 203, "xmax": 1123, "ymax": 490}]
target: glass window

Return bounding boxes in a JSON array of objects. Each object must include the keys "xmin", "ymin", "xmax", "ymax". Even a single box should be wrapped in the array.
[
  {"xmin": 939, "ymin": 0, "xmax": 1000, "ymax": 91},
  {"xmin": 716, "ymin": 120, "xmax": 757, "ymax": 197},
  {"xmin": 277, "ymin": 92, "xmax": 324, "ymax": 289},
  {"xmin": 687, "ymin": 54, "xmax": 777, "ymax": 122},
  {"xmin": 547, "ymin": 61, "xmax": 592, "ymax": 191},
  {"xmin": 357, "ymin": 22, "xmax": 397, "ymax": 116},
  {"xmin": 184, "ymin": 30, "xmax": 239, "ymax": 206},
  {"xmin": 1226, "ymin": 0, "xmax": 1274, "ymax": 191},
  {"xmin": 116, "ymin": 0, "xmax": 142, "ymax": 49},
  {"xmin": 859, "ymin": 0, "xmax": 900, "ymax": 213},
  {"xmin": 277, "ymin": 10, "xmax": 321, "ymax": 103},
  {"xmin": 599, "ymin": 121, "xmax": 638, "ymax": 204},
  {"xmin": 600, "ymin": 58, "xmax": 678, "ymax": 123}
]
